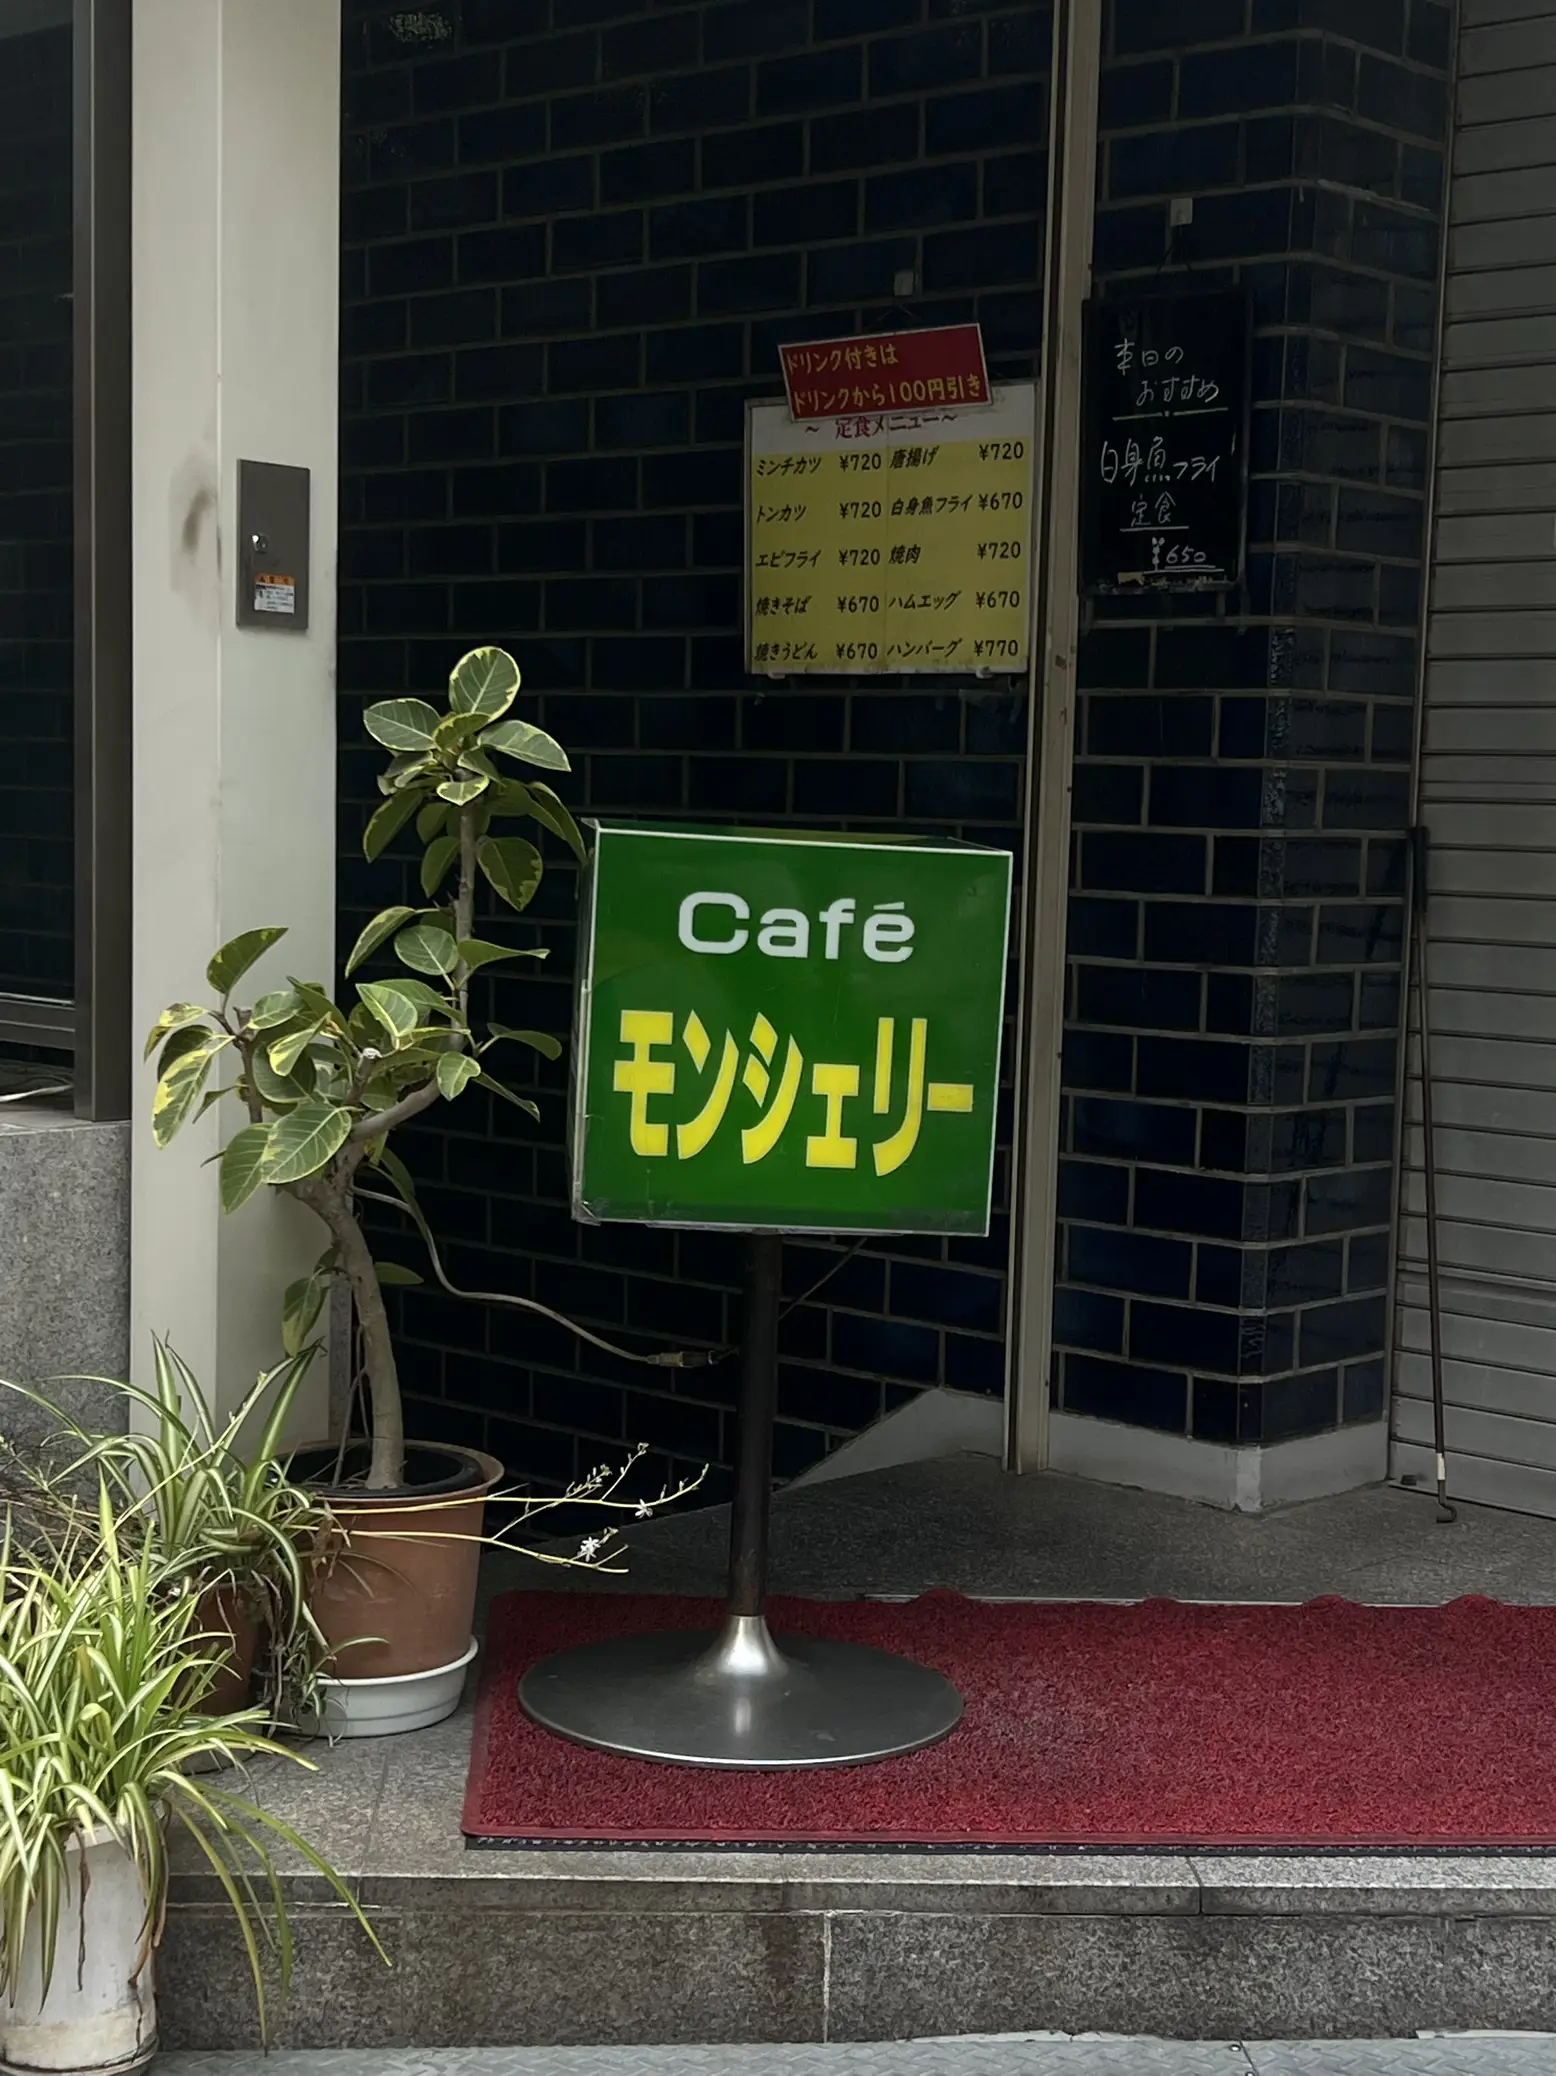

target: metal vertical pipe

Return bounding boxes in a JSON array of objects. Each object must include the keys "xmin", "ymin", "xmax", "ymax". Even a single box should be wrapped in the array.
[
  {"xmin": 726, "ymin": 1232, "xmax": 783, "ymax": 1618},
  {"xmin": 1007, "ymin": 0, "xmax": 1104, "ymax": 1470},
  {"xmin": 72, "ymin": 0, "xmax": 133, "ymax": 1122}
]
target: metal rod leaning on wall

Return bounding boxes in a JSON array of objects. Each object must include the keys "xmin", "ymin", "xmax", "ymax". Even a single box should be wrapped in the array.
[
  {"xmin": 1383, "ymin": 1, "xmax": 1460, "ymax": 1513},
  {"xmin": 1409, "ymin": 825, "xmax": 1455, "ymax": 1527}
]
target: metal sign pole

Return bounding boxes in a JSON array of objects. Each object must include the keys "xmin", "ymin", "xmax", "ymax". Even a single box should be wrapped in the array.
[
  {"xmin": 519, "ymin": 1232, "xmax": 963, "ymax": 1770},
  {"xmin": 728, "ymin": 1231, "xmax": 782, "ymax": 1619}
]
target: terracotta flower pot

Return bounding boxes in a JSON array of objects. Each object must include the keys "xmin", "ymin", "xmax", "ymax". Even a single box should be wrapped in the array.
[
  {"xmin": 194, "ymin": 1587, "xmax": 260, "ymax": 1717},
  {"xmin": 291, "ymin": 1443, "xmax": 503, "ymax": 1682}
]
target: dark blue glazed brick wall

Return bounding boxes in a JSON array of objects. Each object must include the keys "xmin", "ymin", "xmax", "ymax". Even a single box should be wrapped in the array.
[
  {"xmin": 1054, "ymin": 0, "xmax": 1449, "ymax": 1446},
  {"xmin": 337, "ymin": 0, "xmax": 1048, "ymax": 1501},
  {"xmin": 0, "ymin": 26, "xmax": 72, "ymax": 1007}
]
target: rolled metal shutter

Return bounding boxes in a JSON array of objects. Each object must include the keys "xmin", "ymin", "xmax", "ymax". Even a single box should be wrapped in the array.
[{"xmin": 1395, "ymin": 0, "xmax": 1556, "ymax": 1515}]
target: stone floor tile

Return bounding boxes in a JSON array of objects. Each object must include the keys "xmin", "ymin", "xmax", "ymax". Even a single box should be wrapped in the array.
[
  {"xmin": 161, "ymin": 2042, "xmax": 1556, "ymax": 2076},
  {"xmin": 156, "ymin": 2040, "xmax": 1556, "ymax": 2076},
  {"xmin": 533, "ymin": 1456, "xmax": 1556, "ymax": 1609},
  {"xmin": 156, "ymin": 2045, "xmax": 1251, "ymax": 2074},
  {"xmin": 1247, "ymin": 2041, "xmax": 1556, "ymax": 2075}
]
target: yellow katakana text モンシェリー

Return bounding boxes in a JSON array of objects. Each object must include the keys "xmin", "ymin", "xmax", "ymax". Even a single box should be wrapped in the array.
[{"xmin": 611, "ymin": 1010, "xmax": 974, "ymax": 1172}]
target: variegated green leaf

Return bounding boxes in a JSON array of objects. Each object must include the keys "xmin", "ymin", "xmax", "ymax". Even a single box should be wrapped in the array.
[
  {"xmin": 357, "ymin": 981, "xmax": 423, "ymax": 1044},
  {"xmin": 486, "ymin": 778, "xmax": 537, "ymax": 818},
  {"xmin": 219, "ymin": 1123, "xmax": 273, "ymax": 1213},
  {"xmin": 288, "ymin": 979, "xmax": 346, "ymax": 1030},
  {"xmin": 449, "ymin": 645, "xmax": 521, "ymax": 721},
  {"xmin": 158, "ymin": 1022, "xmax": 214, "ymax": 1081},
  {"xmin": 435, "ymin": 1052, "xmax": 481, "ymax": 1100},
  {"xmin": 262, "ymin": 1097, "xmax": 354, "ymax": 1186},
  {"xmin": 394, "ymin": 922, "xmax": 459, "ymax": 977},
  {"xmin": 250, "ymin": 1046, "xmax": 313, "ymax": 1107},
  {"xmin": 377, "ymin": 975, "xmax": 452, "ymax": 1016},
  {"xmin": 374, "ymin": 1261, "xmax": 423, "ymax": 1286},
  {"xmin": 453, "ymin": 938, "xmax": 523, "ymax": 973},
  {"xmin": 143, "ymin": 1002, "xmax": 209, "ymax": 1061},
  {"xmin": 463, "ymin": 938, "xmax": 546, "ymax": 972},
  {"xmin": 416, "ymin": 798, "xmax": 451, "ymax": 843},
  {"xmin": 364, "ymin": 697, "xmax": 440, "ymax": 751},
  {"xmin": 477, "ymin": 1067, "xmax": 541, "ymax": 1120},
  {"xmin": 489, "ymin": 1023, "xmax": 563, "ymax": 1060},
  {"xmin": 458, "ymin": 745, "xmax": 499, "ymax": 782},
  {"xmin": 247, "ymin": 987, "xmax": 302, "ymax": 1031},
  {"xmin": 434, "ymin": 709, "xmax": 487, "ymax": 752},
  {"xmin": 379, "ymin": 751, "xmax": 436, "ymax": 796},
  {"xmin": 420, "ymin": 835, "xmax": 459, "ymax": 898},
  {"xmin": 152, "ymin": 1042, "xmax": 223, "ymax": 1147},
  {"xmin": 267, "ymin": 1020, "xmax": 325, "ymax": 1080},
  {"xmin": 477, "ymin": 835, "xmax": 543, "ymax": 912},
  {"xmin": 363, "ymin": 788, "xmax": 422, "ymax": 863},
  {"xmin": 524, "ymin": 780, "xmax": 588, "ymax": 864},
  {"xmin": 207, "ymin": 927, "xmax": 287, "ymax": 997},
  {"xmin": 281, "ymin": 1268, "xmax": 332, "ymax": 1355},
  {"xmin": 360, "ymin": 1073, "xmax": 401, "ymax": 1114},
  {"xmin": 478, "ymin": 717, "xmax": 570, "ymax": 773},
  {"xmin": 311, "ymin": 1057, "xmax": 352, "ymax": 1104},
  {"xmin": 345, "ymin": 905, "xmax": 419, "ymax": 977},
  {"xmin": 436, "ymin": 774, "xmax": 488, "ymax": 806}
]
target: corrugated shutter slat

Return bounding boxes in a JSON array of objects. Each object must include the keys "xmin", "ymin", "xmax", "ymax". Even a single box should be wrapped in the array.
[{"xmin": 1400, "ymin": 10, "xmax": 1556, "ymax": 1516}]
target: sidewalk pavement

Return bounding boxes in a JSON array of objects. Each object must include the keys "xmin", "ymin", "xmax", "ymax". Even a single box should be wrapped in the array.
[{"xmin": 157, "ymin": 2034, "xmax": 1556, "ymax": 2075}]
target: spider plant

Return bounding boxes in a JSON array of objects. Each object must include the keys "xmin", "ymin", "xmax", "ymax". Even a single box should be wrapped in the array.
[
  {"xmin": 0, "ymin": 1491, "xmax": 387, "ymax": 2036},
  {"xmin": 1, "ymin": 1343, "xmax": 339, "ymax": 1722}
]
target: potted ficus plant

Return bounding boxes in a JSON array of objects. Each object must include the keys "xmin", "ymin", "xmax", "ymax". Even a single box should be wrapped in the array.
[{"xmin": 143, "ymin": 645, "xmax": 586, "ymax": 1735}]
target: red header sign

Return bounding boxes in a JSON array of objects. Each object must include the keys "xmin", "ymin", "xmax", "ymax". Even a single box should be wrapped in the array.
[{"xmin": 779, "ymin": 323, "xmax": 992, "ymax": 422}]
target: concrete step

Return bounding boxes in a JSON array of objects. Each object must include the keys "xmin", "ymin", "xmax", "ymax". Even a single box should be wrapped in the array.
[{"xmin": 160, "ymin": 1834, "xmax": 1556, "ymax": 2051}]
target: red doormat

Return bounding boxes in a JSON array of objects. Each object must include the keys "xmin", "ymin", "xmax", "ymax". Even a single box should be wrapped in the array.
[{"xmin": 464, "ymin": 1590, "xmax": 1556, "ymax": 1849}]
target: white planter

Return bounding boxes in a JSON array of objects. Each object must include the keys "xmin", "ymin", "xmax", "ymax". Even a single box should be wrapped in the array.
[
  {"xmin": 301, "ymin": 1636, "xmax": 477, "ymax": 1739},
  {"xmin": 0, "ymin": 1829, "xmax": 157, "ymax": 2076}
]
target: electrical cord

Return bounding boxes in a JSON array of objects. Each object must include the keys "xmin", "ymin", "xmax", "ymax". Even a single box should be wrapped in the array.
[
  {"xmin": 353, "ymin": 1183, "xmax": 699, "ymax": 1367},
  {"xmin": 679, "ymin": 1233, "xmax": 873, "ymax": 1366},
  {"xmin": 353, "ymin": 1182, "xmax": 870, "ymax": 1373}
]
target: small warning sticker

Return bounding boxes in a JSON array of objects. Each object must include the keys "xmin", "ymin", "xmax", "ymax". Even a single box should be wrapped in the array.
[{"xmin": 253, "ymin": 573, "xmax": 296, "ymax": 615}]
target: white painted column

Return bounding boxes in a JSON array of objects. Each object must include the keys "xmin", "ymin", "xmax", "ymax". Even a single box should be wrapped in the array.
[{"xmin": 130, "ymin": 0, "xmax": 341, "ymax": 1426}]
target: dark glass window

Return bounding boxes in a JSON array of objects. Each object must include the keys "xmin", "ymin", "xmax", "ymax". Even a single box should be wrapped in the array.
[{"xmin": 0, "ymin": 6, "xmax": 73, "ymax": 1024}]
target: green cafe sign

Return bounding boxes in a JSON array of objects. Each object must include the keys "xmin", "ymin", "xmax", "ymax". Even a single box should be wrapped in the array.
[{"xmin": 569, "ymin": 823, "xmax": 1012, "ymax": 1236}]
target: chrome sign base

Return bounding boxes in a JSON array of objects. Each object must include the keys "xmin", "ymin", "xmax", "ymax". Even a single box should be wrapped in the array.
[
  {"xmin": 519, "ymin": 1611, "xmax": 962, "ymax": 1770},
  {"xmin": 519, "ymin": 1233, "xmax": 964, "ymax": 1770}
]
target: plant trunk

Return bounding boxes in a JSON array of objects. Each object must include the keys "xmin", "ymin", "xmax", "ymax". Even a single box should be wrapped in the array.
[
  {"xmin": 295, "ymin": 1167, "xmax": 405, "ymax": 1490},
  {"xmin": 454, "ymin": 804, "xmax": 477, "ymax": 1023},
  {"xmin": 335, "ymin": 1202, "xmax": 405, "ymax": 1490},
  {"xmin": 282, "ymin": 813, "xmax": 479, "ymax": 1494}
]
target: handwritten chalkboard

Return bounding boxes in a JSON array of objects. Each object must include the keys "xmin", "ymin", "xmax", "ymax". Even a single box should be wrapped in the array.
[{"xmin": 1081, "ymin": 293, "xmax": 1250, "ymax": 594}]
